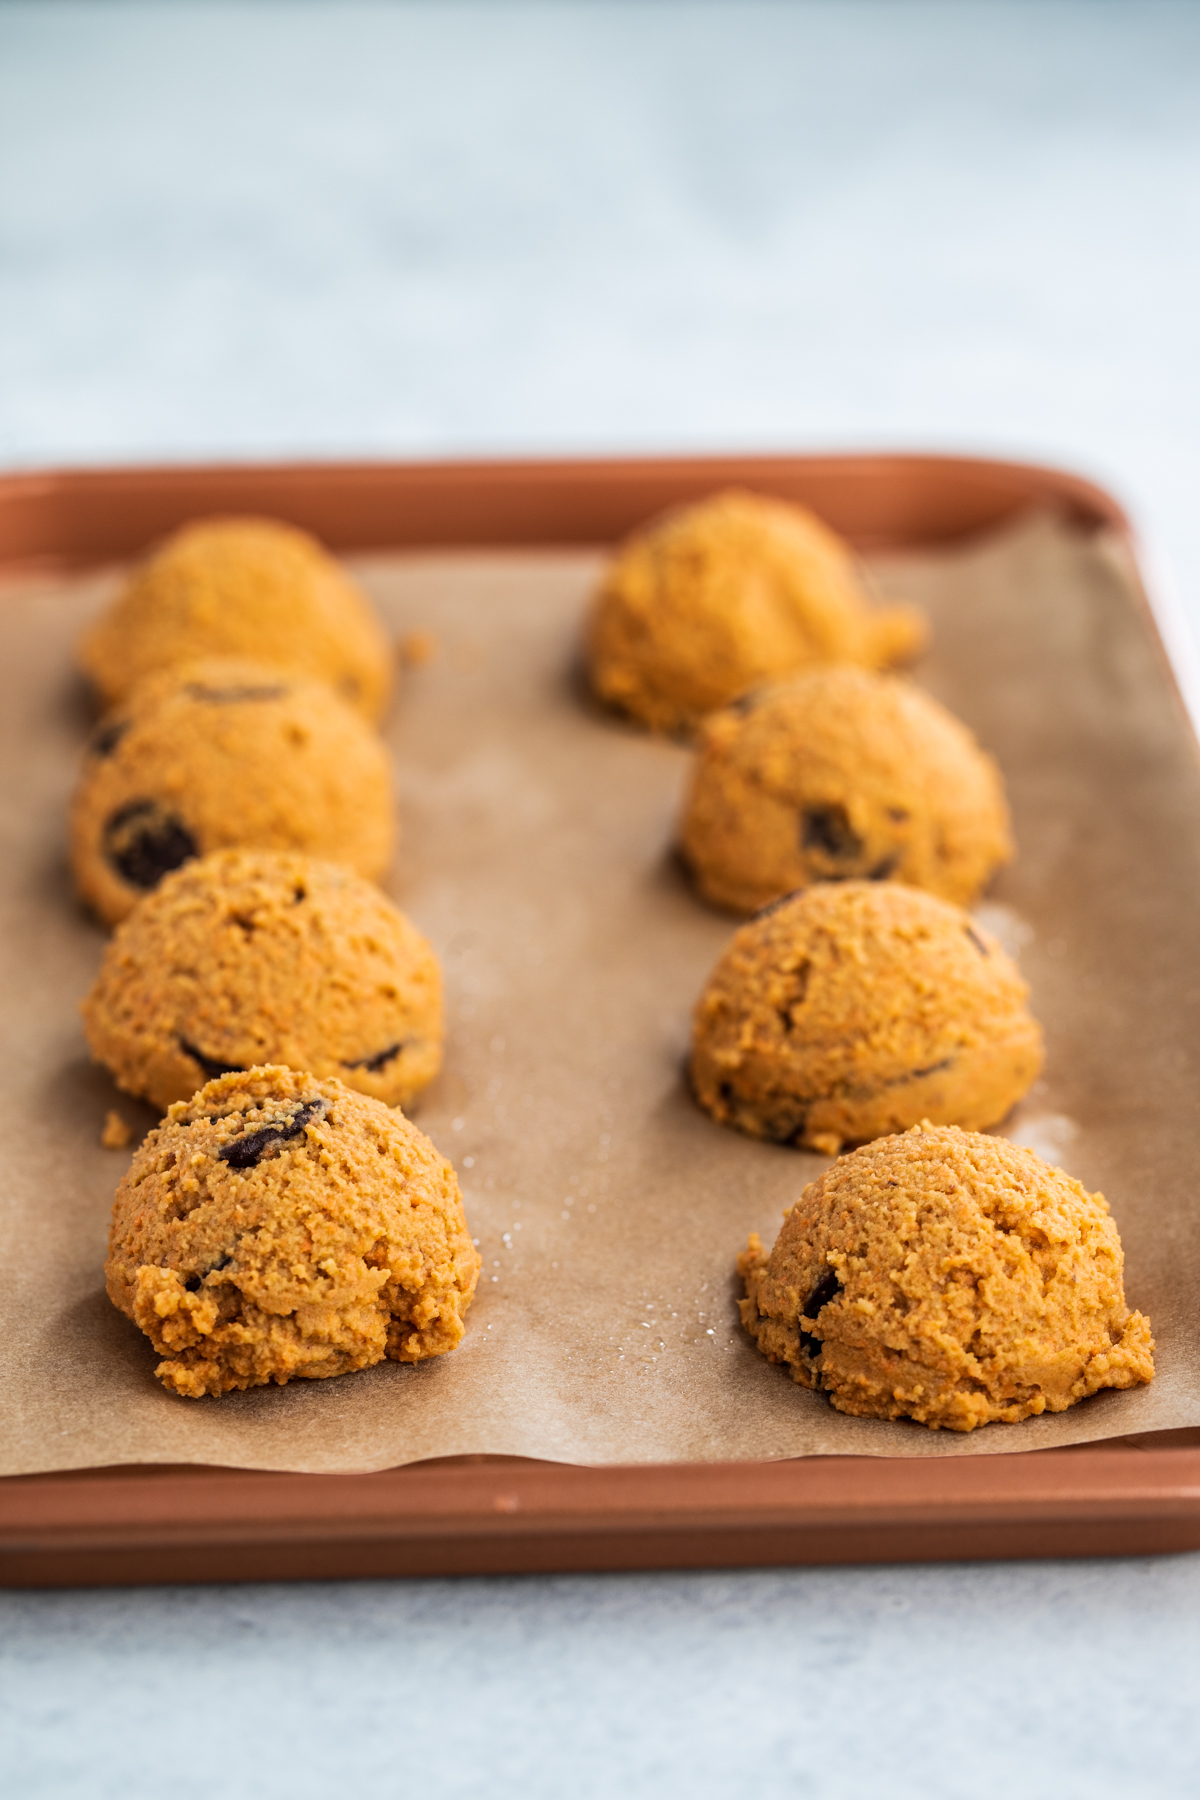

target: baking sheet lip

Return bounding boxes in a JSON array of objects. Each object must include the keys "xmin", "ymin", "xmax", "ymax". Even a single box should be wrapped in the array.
[
  {"xmin": 4, "ymin": 1451, "xmax": 1200, "ymax": 1565},
  {"xmin": 0, "ymin": 444, "xmax": 1131, "ymax": 495},
  {"xmin": 0, "ymin": 445, "xmax": 1129, "ymax": 559},
  {"xmin": 5, "ymin": 1498, "xmax": 1197, "ymax": 1561}
]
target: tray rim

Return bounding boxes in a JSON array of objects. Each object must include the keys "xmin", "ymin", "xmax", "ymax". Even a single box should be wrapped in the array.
[
  {"xmin": 4, "ymin": 446, "xmax": 1198, "ymax": 1586},
  {"xmin": 0, "ymin": 447, "xmax": 1132, "ymax": 566}
]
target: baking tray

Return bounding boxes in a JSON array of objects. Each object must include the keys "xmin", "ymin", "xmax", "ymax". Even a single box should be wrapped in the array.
[{"xmin": 3, "ymin": 450, "xmax": 1199, "ymax": 1587}]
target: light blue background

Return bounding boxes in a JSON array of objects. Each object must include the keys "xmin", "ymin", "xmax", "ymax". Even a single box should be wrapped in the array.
[{"xmin": 3, "ymin": 4, "xmax": 1200, "ymax": 1794}]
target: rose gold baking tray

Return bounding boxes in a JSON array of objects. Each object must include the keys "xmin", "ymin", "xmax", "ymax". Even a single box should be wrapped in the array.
[{"xmin": 3, "ymin": 451, "xmax": 1200, "ymax": 1587}]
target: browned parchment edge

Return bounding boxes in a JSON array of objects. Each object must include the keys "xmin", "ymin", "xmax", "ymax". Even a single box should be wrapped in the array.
[{"xmin": 4, "ymin": 449, "xmax": 1199, "ymax": 1587}]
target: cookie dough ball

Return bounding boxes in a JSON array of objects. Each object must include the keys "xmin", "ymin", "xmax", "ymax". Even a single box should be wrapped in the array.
[
  {"xmin": 78, "ymin": 516, "xmax": 393, "ymax": 721},
  {"xmin": 681, "ymin": 667, "xmax": 1012, "ymax": 913},
  {"xmin": 106, "ymin": 1066, "xmax": 480, "ymax": 1398},
  {"xmin": 690, "ymin": 882, "xmax": 1043, "ymax": 1154},
  {"xmin": 738, "ymin": 1123, "xmax": 1154, "ymax": 1431},
  {"xmin": 82, "ymin": 850, "xmax": 443, "ymax": 1113},
  {"xmin": 587, "ymin": 490, "xmax": 927, "ymax": 734},
  {"xmin": 70, "ymin": 657, "xmax": 395, "ymax": 926}
]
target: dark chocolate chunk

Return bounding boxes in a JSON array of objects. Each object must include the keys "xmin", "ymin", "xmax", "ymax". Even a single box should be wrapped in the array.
[
  {"xmin": 758, "ymin": 1107, "xmax": 810, "ymax": 1146},
  {"xmin": 103, "ymin": 801, "xmax": 198, "ymax": 890},
  {"xmin": 798, "ymin": 1265, "xmax": 843, "ymax": 1358},
  {"xmin": 775, "ymin": 958, "xmax": 813, "ymax": 1035},
  {"xmin": 180, "ymin": 1040, "xmax": 246, "ymax": 1083},
  {"xmin": 217, "ymin": 1098, "xmax": 328, "ymax": 1169},
  {"xmin": 804, "ymin": 1266, "xmax": 842, "ymax": 1317},
  {"xmin": 182, "ymin": 1252, "xmax": 233, "ymax": 1292},
  {"xmin": 751, "ymin": 887, "xmax": 805, "ymax": 923},
  {"xmin": 344, "ymin": 1041, "xmax": 405, "ymax": 1073},
  {"xmin": 184, "ymin": 682, "xmax": 288, "ymax": 704},
  {"xmin": 907, "ymin": 1056, "xmax": 954, "ymax": 1081},
  {"xmin": 965, "ymin": 925, "xmax": 990, "ymax": 958},
  {"xmin": 801, "ymin": 805, "xmax": 862, "ymax": 862},
  {"xmin": 868, "ymin": 857, "xmax": 898, "ymax": 881},
  {"xmin": 726, "ymin": 687, "xmax": 763, "ymax": 717},
  {"xmin": 886, "ymin": 806, "xmax": 910, "ymax": 823},
  {"xmin": 90, "ymin": 718, "xmax": 129, "ymax": 759}
]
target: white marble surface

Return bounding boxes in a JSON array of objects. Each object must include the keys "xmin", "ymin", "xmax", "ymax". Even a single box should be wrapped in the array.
[
  {"xmin": 3, "ymin": 1558, "xmax": 1200, "ymax": 1799},
  {"xmin": 3, "ymin": 3, "xmax": 1200, "ymax": 1794}
]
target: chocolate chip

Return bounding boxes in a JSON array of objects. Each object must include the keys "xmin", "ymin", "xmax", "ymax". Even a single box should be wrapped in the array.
[
  {"xmin": 184, "ymin": 683, "xmax": 288, "ymax": 704},
  {"xmin": 344, "ymin": 1041, "xmax": 405, "ymax": 1073},
  {"xmin": 965, "ymin": 925, "xmax": 990, "ymax": 958},
  {"xmin": 759, "ymin": 1107, "xmax": 810, "ymax": 1146},
  {"xmin": 182, "ymin": 1252, "xmax": 233, "ymax": 1292},
  {"xmin": 103, "ymin": 801, "xmax": 198, "ymax": 890},
  {"xmin": 217, "ymin": 1098, "xmax": 328, "ymax": 1169},
  {"xmin": 775, "ymin": 959, "xmax": 812, "ymax": 1033},
  {"xmin": 180, "ymin": 1040, "xmax": 246, "ymax": 1083},
  {"xmin": 752, "ymin": 888, "xmax": 805, "ymax": 923},
  {"xmin": 727, "ymin": 688, "xmax": 763, "ymax": 717},
  {"xmin": 90, "ymin": 718, "xmax": 129, "ymax": 759},
  {"xmin": 798, "ymin": 1265, "xmax": 843, "ymax": 1358},
  {"xmin": 886, "ymin": 806, "xmax": 910, "ymax": 822},
  {"xmin": 907, "ymin": 1057, "xmax": 954, "ymax": 1081},
  {"xmin": 868, "ymin": 857, "xmax": 898, "ymax": 880},
  {"xmin": 801, "ymin": 805, "xmax": 862, "ymax": 862}
]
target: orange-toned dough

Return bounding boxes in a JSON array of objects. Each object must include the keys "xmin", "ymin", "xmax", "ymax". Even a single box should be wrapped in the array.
[
  {"xmin": 70, "ymin": 657, "xmax": 395, "ymax": 925},
  {"xmin": 738, "ymin": 1122, "xmax": 1154, "ymax": 1431},
  {"xmin": 106, "ymin": 1066, "xmax": 479, "ymax": 1398},
  {"xmin": 83, "ymin": 850, "xmax": 442, "ymax": 1112},
  {"xmin": 690, "ymin": 882, "xmax": 1042, "ymax": 1154},
  {"xmin": 681, "ymin": 667, "xmax": 1011, "ymax": 913},
  {"xmin": 78, "ymin": 515, "xmax": 393, "ymax": 721},
  {"xmin": 587, "ymin": 490, "xmax": 927, "ymax": 734}
]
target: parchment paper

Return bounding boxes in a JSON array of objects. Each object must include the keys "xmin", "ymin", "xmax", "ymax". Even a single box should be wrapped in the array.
[{"xmin": 3, "ymin": 512, "xmax": 1200, "ymax": 1475}]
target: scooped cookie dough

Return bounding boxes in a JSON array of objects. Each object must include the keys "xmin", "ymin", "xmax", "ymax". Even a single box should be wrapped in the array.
[
  {"xmin": 680, "ymin": 667, "xmax": 1012, "ymax": 913},
  {"xmin": 587, "ymin": 489, "xmax": 927, "ymax": 734},
  {"xmin": 70, "ymin": 657, "xmax": 395, "ymax": 925},
  {"xmin": 738, "ymin": 1122, "xmax": 1154, "ymax": 1431},
  {"xmin": 106, "ymin": 1066, "xmax": 480, "ymax": 1398},
  {"xmin": 83, "ymin": 850, "xmax": 443, "ymax": 1113},
  {"xmin": 78, "ymin": 515, "xmax": 394, "ymax": 721},
  {"xmin": 690, "ymin": 882, "xmax": 1043, "ymax": 1154}
]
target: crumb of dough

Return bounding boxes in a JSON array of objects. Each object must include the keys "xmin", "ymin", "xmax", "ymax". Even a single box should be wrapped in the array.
[
  {"xmin": 587, "ymin": 489, "xmax": 928, "ymax": 735},
  {"xmin": 738, "ymin": 1121, "xmax": 1154, "ymax": 1431},
  {"xmin": 690, "ymin": 881, "xmax": 1043, "ymax": 1152},
  {"xmin": 399, "ymin": 629, "xmax": 438, "ymax": 667},
  {"xmin": 101, "ymin": 1109, "xmax": 133, "ymax": 1149}
]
